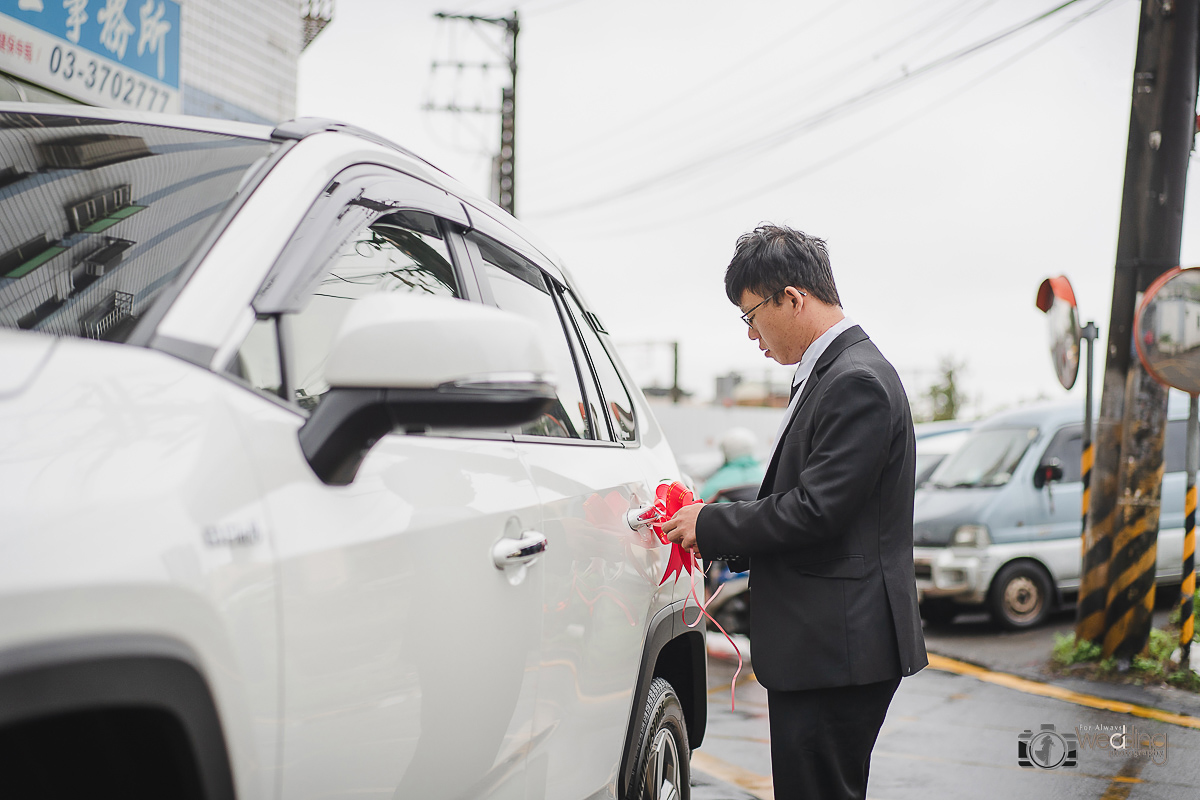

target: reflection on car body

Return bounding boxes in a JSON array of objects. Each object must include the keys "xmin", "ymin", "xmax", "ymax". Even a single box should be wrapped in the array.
[{"xmin": 0, "ymin": 105, "xmax": 704, "ymax": 800}]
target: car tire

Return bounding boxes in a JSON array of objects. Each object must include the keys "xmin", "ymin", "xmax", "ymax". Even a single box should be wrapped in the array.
[
  {"xmin": 919, "ymin": 598, "xmax": 958, "ymax": 627},
  {"xmin": 989, "ymin": 561, "xmax": 1053, "ymax": 630},
  {"xmin": 627, "ymin": 677, "xmax": 691, "ymax": 800}
]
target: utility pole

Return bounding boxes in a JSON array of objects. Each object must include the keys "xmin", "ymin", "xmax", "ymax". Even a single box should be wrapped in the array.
[
  {"xmin": 621, "ymin": 340, "xmax": 684, "ymax": 403},
  {"xmin": 1077, "ymin": 0, "xmax": 1199, "ymax": 661},
  {"xmin": 426, "ymin": 11, "xmax": 519, "ymax": 217},
  {"xmin": 671, "ymin": 341, "xmax": 682, "ymax": 404}
]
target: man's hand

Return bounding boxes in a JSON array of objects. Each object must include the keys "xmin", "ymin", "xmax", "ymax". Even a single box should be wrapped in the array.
[{"xmin": 660, "ymin": 503, "xmax": 704, "ymax": 556}]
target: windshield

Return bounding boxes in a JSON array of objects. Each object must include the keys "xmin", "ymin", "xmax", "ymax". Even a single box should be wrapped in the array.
[
  {"xmin": 0, "ymin": 111, "xmax": 276, "ymax": 343},
  {"xmin": 927, "ymin": 427, "xmax": 1038, "ymax": 488}
]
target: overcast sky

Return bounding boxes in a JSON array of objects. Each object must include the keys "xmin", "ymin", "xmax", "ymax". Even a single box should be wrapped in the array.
[{"xmin": 296, "ymin": 0, "xmax": 1196, "ymax": 418}]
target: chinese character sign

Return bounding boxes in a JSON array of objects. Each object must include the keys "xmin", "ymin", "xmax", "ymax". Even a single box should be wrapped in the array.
[{"xmin": 0, "ymin": 0, "xmax": 180, "ymax": 112}]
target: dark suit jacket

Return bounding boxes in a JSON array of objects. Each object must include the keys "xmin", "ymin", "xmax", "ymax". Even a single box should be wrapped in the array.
[{"xmin": 697, "ymin": 326, "xmax": 928, "ymax": 691}]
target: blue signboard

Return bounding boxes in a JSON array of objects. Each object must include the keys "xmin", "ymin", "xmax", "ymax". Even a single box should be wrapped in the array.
[{"xmin": 0, "ymin": 0, "xmax": 181, "ymax": 111}]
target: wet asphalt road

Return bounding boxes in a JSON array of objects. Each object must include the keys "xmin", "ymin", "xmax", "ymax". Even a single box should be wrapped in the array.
[{"xmin": 693, "ymin": 620, "xmax": 1200, "ymax": 800}]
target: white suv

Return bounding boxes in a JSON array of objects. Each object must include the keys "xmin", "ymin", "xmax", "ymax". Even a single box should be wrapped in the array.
[{"xmin": 0, "ymin": 105, "xmax": 704, "ymax": 800}]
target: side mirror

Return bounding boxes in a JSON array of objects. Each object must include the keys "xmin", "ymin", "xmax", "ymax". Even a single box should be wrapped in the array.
[
  {"xmin": 1033, "ymin": 459, "xmax": 1064, "ymax": 490},
  {"xmin": 299, "ymin": 293, "xmax": 556, "ymax": 485}
]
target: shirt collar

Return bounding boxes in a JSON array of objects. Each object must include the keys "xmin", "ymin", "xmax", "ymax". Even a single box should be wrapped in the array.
[{"xmin": 793, "ymin": 316, "xmax": 856, "ymax": 388}]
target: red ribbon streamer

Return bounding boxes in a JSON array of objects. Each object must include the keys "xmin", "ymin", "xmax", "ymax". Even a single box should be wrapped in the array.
[{"xmin": 652, "ymin": 480, "xmax": 744, "ymax": 711}]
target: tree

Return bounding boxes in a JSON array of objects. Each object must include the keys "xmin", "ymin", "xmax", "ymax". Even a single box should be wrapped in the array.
[{"xmin": 927, "ymin": 358, "xmax": 965, "ymax": 421}]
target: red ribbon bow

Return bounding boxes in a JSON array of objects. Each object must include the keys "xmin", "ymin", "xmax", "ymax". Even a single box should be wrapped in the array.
[
  {"xmin": 651, "ymin": 480, "xmax": 743, "ymax": 710},
  {"xmin": 652, "ymin": 481, "xmax": 700, "ymax": 585}
]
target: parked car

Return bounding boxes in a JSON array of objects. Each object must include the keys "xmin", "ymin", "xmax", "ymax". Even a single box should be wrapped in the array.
[
  {"xmin": 913, "ymin": 420, "xmax": 973, "ymax": 487},
  {"xmin": 0, "ymin": 105, "xmax": 705, "ymax": 800},
  {"xmin": 913, "ymin": 395, "xmax": 1190, "ymax": 629}
]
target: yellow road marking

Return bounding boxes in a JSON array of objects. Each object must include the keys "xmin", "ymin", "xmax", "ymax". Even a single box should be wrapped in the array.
[
  {"xmin": 927, "ymin": 653, "xmax": 1200, "ymax": 729},
  {"xmin": 691, "ymin": 750, "xmax": 774, "ymax": 800},
  {"xmin": 706, "ymin": 732, "xmax": 772, "ymax": 745},
  {"xmin": 708, "ymin": 670, "xmax": 758, "ymax": 696},
  {"xmin": 1098, "ymin": 758, "xmax": 1146, "ymax": 799}
]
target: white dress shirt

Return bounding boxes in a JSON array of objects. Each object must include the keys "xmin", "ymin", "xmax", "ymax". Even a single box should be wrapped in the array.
[{"xmin": 768, "ymin": 316, "xmax": 857, "ymax": 459}]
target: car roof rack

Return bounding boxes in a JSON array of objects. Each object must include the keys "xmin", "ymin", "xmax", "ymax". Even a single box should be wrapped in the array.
[{"xmin": 271, "ymin": 117, "xmax": 424, "ymax": 160}]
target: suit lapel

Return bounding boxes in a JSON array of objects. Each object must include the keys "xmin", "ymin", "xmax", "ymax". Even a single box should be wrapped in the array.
[{"xmin": 757, "ymin": 325, "xmax": 869, "ymax": 498}]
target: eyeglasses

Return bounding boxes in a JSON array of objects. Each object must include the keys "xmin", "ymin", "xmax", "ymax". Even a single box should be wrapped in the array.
[{"xmin": 740, "ymin": 287, "xmax": 806, "ymax": 328}]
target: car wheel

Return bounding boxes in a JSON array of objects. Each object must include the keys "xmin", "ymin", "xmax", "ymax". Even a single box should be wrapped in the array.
[
  {"xmin": 710, "ymin": 590, "xmax": 750, "ymax": 637},
  {"xmin": 919, "ymin": 598, "xmax": 958, "ymax": 627},
  {"xmin": 989, "ymin": 561, "xmax": 1053, "ymax": 630},
  {"xmin": 627, "ymin": 677, "xmax": 690, "ymax": 800}
]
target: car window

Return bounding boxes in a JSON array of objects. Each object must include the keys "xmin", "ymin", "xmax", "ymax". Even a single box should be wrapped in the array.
[
  {"xmin": 928, "ymin": 427, "xmax": 1038, "ymax": 488},
  {"xmin": 284, "ymin": 211, "xmax": 461, "ymax": 409},
  {"xmin": 1036, "ymin": 420, "xmax": 1185, "ymax": 476},
  {"xmin": 556, "ymin": 287, "xmax": 610, "ymax": 442},
  {"xmin": 225, "ymin": 316, "xmax": 283, "ymax": 398},
  {"xmin": 915, "ymin": 453, "xmax": 947, "ymax": 487},
  {"xmin": 561, "ymin": 290, "xmax": 637, "ymax": 442},
  {"xmin": 0, "ymin": 113, "xmax": 276, "ymax": 341},
  {"xmin": 472, "ymin": 233, "xmax": 591, "ymax": 439},
  {"xmin": 1039, "ymin": 425, "xmax": 1082, "ymax": 483}
]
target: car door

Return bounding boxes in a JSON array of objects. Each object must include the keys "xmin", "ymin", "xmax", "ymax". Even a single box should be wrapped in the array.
[
  {"xmin": 464, "ymin": 231, "xmax": 667, "ymax": 799},
  {"xmin": 1030, "ymin": 424, "xmax": 1085, "ymax": 584},
  {"xmin": 1157, "ymin": 418, "xmax": 1188, "ymax": 582},
  {"xmin": 225, "ymin": 170, "xmax": 545, "ymax": 800}
]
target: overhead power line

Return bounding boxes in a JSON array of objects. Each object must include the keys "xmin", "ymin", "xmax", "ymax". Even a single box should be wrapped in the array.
[
  {"xmin": 533, "ymin": 0, "xmax": 967, "ymax": 180},
  {"xmin": 548, "ymin": 0, "xmax": 1125, "ymax": 237},
  {"xmin": 528, "ymin": 0, "xmax": 1101, "ymax": 219},
  {"xmin": 535, "ymin": 0, "xmax": 859, "ymax": 162}
]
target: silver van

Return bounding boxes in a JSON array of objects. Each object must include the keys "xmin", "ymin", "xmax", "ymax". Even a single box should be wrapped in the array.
[{"xmin": 913, "ymin": 393, "xmax": 1191, "ymax": 629}]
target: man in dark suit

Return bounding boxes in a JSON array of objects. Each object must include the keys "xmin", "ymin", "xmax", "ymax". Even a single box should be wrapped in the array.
[{"xmin": 662, "ymin": 224, "xmax": 927, "ymax": 800}]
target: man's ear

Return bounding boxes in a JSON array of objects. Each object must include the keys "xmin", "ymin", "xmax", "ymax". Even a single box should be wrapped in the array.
[{"xmin": 782, "ymin": 286, "xmax": 805, "ymax": 312}]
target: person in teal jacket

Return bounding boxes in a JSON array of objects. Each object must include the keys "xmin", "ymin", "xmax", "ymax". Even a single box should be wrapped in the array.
[{"xmin": 701, "ymin": 427, "xmax": 765, "ymax": 502}]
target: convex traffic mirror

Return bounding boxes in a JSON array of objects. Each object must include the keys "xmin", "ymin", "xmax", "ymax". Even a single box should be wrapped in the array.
[
  {"xmin": 1036, "ymin": 276, "xmax": 1082, "ymax": 390},
  {"xmin": 1135, "ymin": 267, "xmax": 1200, "ymax": 395}
]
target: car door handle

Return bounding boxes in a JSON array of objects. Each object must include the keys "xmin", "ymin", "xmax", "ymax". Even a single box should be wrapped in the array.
[
  {"xmin": 492, "ymin": 532, "xmax": 548, "ymax": 570},
  {"xmin": 626, "ymin": 503, "xmax": 663, "ymax": 531}
]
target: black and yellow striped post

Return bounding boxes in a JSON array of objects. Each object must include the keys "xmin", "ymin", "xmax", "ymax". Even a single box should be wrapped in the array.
[
  {"xmin": 1080, "ymin": 440, "xmax": 1094, "ymax": 557},
  {"xmin": 1080, "ymin": 439, "xmax": 1093, "ymax": 561},
  {"xmin": 1077, "ymin": 422, "xmax": 1115, "ymax": 644},
  {"xmin": 1089, "ymin": 0, "xmax": 1199, "ymax": 661},
  {"xmin": 1100, "ymin": 375, "xmax": 1169, "ymax": 661},
  {"xmin": 1181, "ymin": 395, "xmax": 1198, "ymax": 668}
]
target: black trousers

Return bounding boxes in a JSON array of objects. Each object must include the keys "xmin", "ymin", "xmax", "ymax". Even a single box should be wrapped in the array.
[{"xmin": 766, "ymin": 677, "xmax": 901, "ymax": 800}]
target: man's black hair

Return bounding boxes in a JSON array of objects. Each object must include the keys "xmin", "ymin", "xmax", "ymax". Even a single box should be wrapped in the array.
[{"xmin": 724, "ymin": 224, "xmax": 841, "ymax": 308}]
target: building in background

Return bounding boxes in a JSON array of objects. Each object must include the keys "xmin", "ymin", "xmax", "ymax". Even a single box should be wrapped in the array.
[
  {"xmin": 0, "ymin": 0, "xmax": 331, "ymax": 123},
  {"xmin": 713, "ymin": 371, "xmax": 791, "ymax": 408}
]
